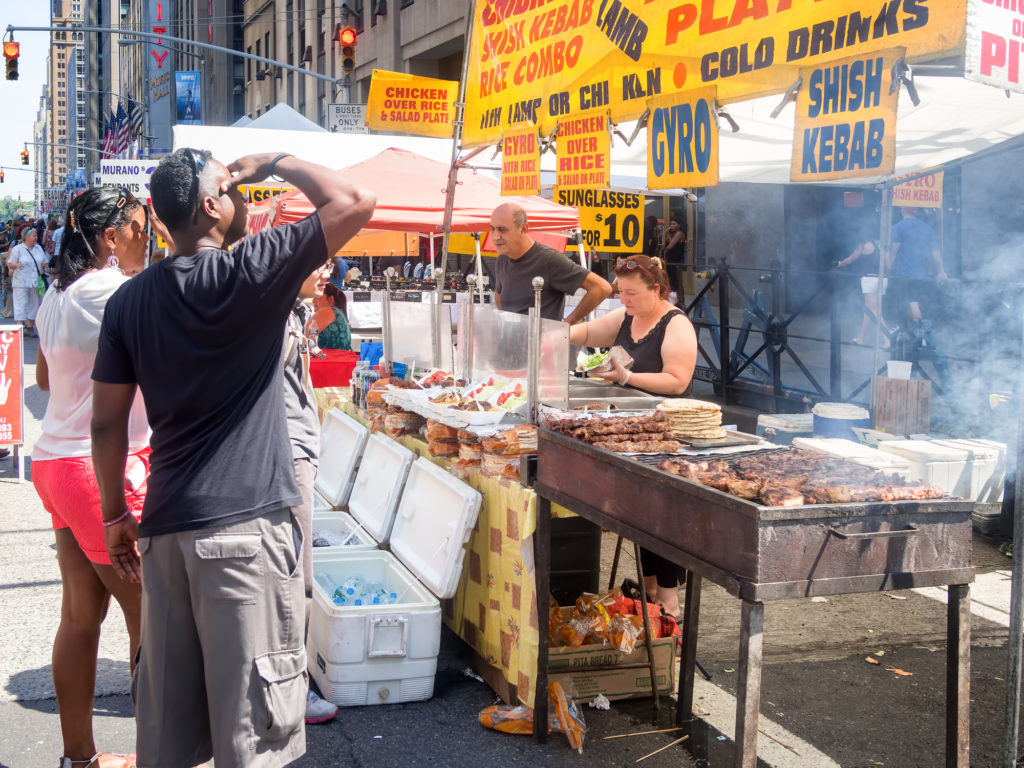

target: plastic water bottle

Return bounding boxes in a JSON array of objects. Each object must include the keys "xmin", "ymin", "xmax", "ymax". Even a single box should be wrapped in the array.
[
  {"xmin": 340, "ymin": 575, "xmax": 364, "ymax": 597},
  {"xmin": 361, "ymin": 580, "xmax": 389, "ymax": 605}
]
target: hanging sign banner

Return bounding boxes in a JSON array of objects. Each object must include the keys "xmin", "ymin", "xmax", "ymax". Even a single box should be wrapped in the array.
[
  {"xmin": 501, "ymin": 125, "xmax": 541, "ymax": 195},
  {"xmin": 366, "ymin": 70, "xmax": 458, "ymax": 138},
  {"xmin": 965, "ymin": 0, "xmax": 1024, "ymax": 92},
  {"xmin": 647, "ymin": 86, "xmax": 719, "ymax": 190},
  {"xmin": 790, "ymin": 48, "xmax": 902, "ymax": 182},
  {"xmin": 556, "ymin": 110, "xmax": 610, "ymax": 189},
  {"xmin": 556, "ymin": 189, "xmax": 645, "ymax": 253},
  {"xmin": 892, "ymin": 169, "xmax": 943, "ymax": 207},
  {"xmin": 463, "ymin": 0, "xmax": 965, "ymax": 147}
]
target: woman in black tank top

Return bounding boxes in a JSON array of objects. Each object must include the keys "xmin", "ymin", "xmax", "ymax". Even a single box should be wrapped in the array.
[{"xmin": 568, "ymin": 254, "xmax": 698, "ymax": 616}]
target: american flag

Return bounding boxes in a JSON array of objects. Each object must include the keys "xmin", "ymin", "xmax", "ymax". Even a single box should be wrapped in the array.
[
  {"xmin": 115, "ymin": 102, "xmax": 131, "ymax": 157},
  {"xmin": 101, "ymin": 112, "xmax": 116, "ymax": 157},
  {"xmin": 127, "ymin": 92, "xmax": 143, "ymax": 140}
]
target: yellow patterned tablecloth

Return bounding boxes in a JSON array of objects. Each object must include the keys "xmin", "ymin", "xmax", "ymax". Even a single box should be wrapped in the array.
[{"xmin": 316, "ymin": 391, "xmax": 566, "ymax": 707}]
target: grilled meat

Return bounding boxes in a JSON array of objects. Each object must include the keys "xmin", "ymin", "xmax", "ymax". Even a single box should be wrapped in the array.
[{"xmin": 657, "ymin": 449, "xmax": 944, "ymax": 506}]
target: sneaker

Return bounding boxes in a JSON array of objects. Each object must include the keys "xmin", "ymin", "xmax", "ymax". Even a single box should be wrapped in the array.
[{"xmin": 305, "ymin": 689, "xmax": 338, "ymax": 725}]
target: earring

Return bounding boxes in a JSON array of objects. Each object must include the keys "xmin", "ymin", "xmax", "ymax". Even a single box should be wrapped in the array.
[{"xmin": 107, "ymin": 254, "xmax": 120, "ymax": 270}]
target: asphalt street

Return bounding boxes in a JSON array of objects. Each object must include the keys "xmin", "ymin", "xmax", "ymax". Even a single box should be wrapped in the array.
[{"xmin": 1, "ymin": 333, "xmax": 1021, "ymax": 768}]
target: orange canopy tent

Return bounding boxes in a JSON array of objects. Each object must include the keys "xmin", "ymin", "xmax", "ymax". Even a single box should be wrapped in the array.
[{"xmin": 271, "ymin": 147, "xmax": 579, "ymax": 234}]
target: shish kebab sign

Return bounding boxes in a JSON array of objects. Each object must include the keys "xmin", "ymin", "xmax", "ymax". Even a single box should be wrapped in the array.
[{"xmin": 790, "ymin": 47, "xmax": 903, "ymax": 181}]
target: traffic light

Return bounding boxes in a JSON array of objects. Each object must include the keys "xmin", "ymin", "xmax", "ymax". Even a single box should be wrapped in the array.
[
  {"xmin": 21, "ymin": 150, "xmax": 29, "ymax": 166},
  {"xmin": 0, "ymin": 171, "xmax": 5, "ymax": 184},
  {"xmin": 3, "ymin": 41, "xmax": 19, "ymax": 81},
  {"xmin": 338, "ymin": 27, "xmax": 356, "ymax": 73}
]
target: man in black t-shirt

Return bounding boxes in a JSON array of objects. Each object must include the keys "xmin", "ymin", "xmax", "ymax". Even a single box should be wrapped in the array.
[
  {"xmin": 91, "ymin": 149, "xmax": 375, "ymax": 768},
  {"xmin": 491, "ymin": 202, "xmax": 610, "ymax": 323}
]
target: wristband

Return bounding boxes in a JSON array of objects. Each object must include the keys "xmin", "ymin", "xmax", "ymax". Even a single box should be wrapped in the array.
[
  {"xmin": 103, "ymin": 508, "xmax": 132, "ymax": 527},
  {"xmin": 268, "ymin": 153, "xmax": 292, "ymax": 179},
  {"xmin": 621, "ymin": 370, "xmax": 631, "ymax": 386}
]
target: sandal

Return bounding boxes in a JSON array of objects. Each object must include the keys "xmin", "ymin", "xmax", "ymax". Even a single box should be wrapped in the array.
[{"xmin": 59, "ymin": 753, "xmax": 137, "ymax": 768}]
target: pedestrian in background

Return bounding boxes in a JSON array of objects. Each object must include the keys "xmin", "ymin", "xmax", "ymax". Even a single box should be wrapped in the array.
[
  {"xmin": 284, "ymin": 259, "xmax": 340, "ymax": 725},
  {"xmin": 7, "ymin": 226, "xmax": 47, "ymax": 336},
  {"xmin": 32, "ymin": 187, "xmax": 151, "ymax": 768}
]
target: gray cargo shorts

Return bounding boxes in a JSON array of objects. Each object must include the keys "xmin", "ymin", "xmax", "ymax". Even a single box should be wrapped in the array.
[{"xmin": 132, "ymin": 508, "xmax": 307, "ymax": 768}]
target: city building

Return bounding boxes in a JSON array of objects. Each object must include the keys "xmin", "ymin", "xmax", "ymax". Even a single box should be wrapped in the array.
[
  {"xmin": 46, "ymin": 0, "xmax": 85, "ymax": 190},
  {"xmin": 240, "ymin": 0, "xmax": 465, "ymax": 126}
]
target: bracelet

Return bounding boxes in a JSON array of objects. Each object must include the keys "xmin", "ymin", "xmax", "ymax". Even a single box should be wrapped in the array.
[
  {"xmin": 621, "ymin": 370, "xmax": 632, "ymax": 386},
  {"xmin": 267, "ymin": 153, "xmax": 292, "ymax": 179},
  {"xmin": 103, "ymin": 508, "xmax": 132, "ymax": 527}
]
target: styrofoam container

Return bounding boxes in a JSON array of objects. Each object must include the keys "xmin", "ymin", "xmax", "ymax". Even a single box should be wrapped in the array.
[
  {"xmin": 886, "ymin": 360, "xmax": 912, "ymax": 380},
  {"xmin": 308, "ymin": 550, "xmax": 441, "ymax": 706},
  {"xmin": 311, "ymin": 510, "xmax": 378, "ymax": 552},
  {"xmin": 756, "ymin": 413, "xmax": 814, "ymax": 446},
  {"xmin": 877, "ymin": 439, "xmax": 969, "ymax": 496},
  {"xmin": 792, "ymin": 437, "xmax": 911, "ymax": 478},
  {"xmin": 308, "ymin": 457, "xmax": 482, "ymax": 707},
  {"xmin": 347, "ymin": 433, "xmax": 416, "ymax": 544},
  {"xmin": 962, "ymin": 438, "xmax": 1006, "ymax": 503},
  {"xmin": 315, "ymin": 409, "xmax": 370, "ymax": 508},
  {"xmin": 930, "ymin": 439, "xmax": 1004, "ymax": 503}
]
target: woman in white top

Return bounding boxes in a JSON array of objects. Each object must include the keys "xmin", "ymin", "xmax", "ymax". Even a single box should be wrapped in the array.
[
  {"xmin": 7, "ymin": 226, "xmax": 48, "ymax": 337},
  {"xmin": 32, "ymin": 188, "xmax": 150, "ymax": 768}
]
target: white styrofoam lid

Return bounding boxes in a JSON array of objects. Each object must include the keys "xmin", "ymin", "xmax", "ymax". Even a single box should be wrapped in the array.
[
  {"xmin": 348, "ymin": 433, "xmax": 416, "ymax": 543},
  {"xmin": 878, "ymin": 439, "xmax": 969, "ymax": 461},
  {"xmin": 930, "ymin": 439, "xmax": 1001, "ymax": 459},
  {"xmin": 314, "ymin": 409, "xmax": 370, "ymax": 507},
  {"xmin": 757, "ymin": 413, "xmax": 814, "ymax": 430},
  {"xmin": 389, "ymin": 457, "xmax": 482, "ymax": 600},
  {"xmin": 794, "ymin": 437, "xmax": 909, "ymax": 467}
]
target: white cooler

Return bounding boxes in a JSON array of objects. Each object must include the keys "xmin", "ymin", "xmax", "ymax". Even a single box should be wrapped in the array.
[
  {"xmin": 792, "ymin": 437, "xmax": 912, "ymax": 478},
  {"xmin": 308, "ymin": 457, "xmax": 482, "ymax": 707},
  {"xmin": 313, "ymin": 409, "xmax": 370, "ymax": 511},
  {"xmin": 929, "ymin": 439, "xmax": 1005, "ymax": 503},
  {"xmin": 877, "ymin": 440, "xmax": 970, "ymax": 497},
  {"xmin": 311, "ymin": 434, "xmax": 416, "ymax": 558},
  {"xmin": 310, "ymin": 511, "xmax": 378, "ymax": 551}
]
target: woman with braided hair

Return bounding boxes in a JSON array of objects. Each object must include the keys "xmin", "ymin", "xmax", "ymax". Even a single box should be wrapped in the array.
[{"xmin": 32, "ymin": 187, "xmax": 150, "ymax": 768}]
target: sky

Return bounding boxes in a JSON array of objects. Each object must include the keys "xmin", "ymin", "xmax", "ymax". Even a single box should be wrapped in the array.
[{"xmin": 0, "ymin": 3, "xmax": 54, "ymax": 203}]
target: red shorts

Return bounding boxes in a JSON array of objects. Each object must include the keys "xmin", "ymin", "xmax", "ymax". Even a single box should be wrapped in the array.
[{"xmin": 33, "ymin": 448, "xmax": 151, "ymax": 565}]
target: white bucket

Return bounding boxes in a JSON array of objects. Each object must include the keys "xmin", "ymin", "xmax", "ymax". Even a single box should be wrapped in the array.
[{"xmin": 886, "ymin": 360, "xmax": 912, "ymax": 380}]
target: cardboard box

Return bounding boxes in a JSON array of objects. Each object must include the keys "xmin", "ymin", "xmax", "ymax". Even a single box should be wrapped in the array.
[
  {"xmin": 548, "ymin": 608, "xmax": 678, "ymax": 702},
  {"xmin": 873, "ymin": 375, "xmax": 931, "ymax": 436}
]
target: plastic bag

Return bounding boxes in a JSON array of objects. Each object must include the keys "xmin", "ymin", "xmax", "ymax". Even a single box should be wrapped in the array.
[{"xmin": 478, "ymin": 681, "xmax": 587, "ymax": 752}]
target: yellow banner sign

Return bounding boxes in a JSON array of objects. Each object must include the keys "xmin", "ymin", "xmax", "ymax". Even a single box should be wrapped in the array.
[
  {"xmin": 463, "ymin": 0, "xmax": 965, "ymax": 147},
  {"xmin": 647, "ymin": 86, "xmax": 719, "ymax": 190},
  {"xmin": 556, "ymin": 110, "xmax": 610, "ymax": 189},
  {"xmin": 501, "ymin": 125, "xmax": 541, "ymax": 195},
  {"xmin": 556, "ymin": 188, "xmax": 645, "ymax": 253},
  {"xmin": 791, "ymin": 48, "xmax": 902, "ymax": 182},
  {"xmin": 367, "ymin": 70, "xmax": 458, "ymax": 138},
  {"xmin": 892, "ymin": 169, "xmax": 943, "ymax": 207},
  {"xmin": 240, "ymin": 184, "xmax": 292, "ymax": 204}
]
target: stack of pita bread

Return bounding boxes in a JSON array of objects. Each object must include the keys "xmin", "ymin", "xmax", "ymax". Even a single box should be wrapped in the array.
[{"xmin": 656, "ymin": 398, "xmax": 727, "ymax": 440}]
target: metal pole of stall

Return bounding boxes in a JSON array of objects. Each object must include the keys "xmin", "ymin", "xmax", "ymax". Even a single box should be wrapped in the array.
[
  {"xmin": 872, "ymin": 185, "xmax": 894, "ymax": 411},
  {"xmin": 430, "ymin": 267, "xmax": 441, "ymax": 371},
  {"xmin": 528, "ymin": 277, "xmax": 544, "ymax": 426},
  {"xmin": 473, "ymin": 233, "xmax": 485, "ymax": 305},
  {"xmin": 381, "ymin": 269, "xmax": 394, "ymax": 377},
  {"xmin": 575, "ymin": 228, "xmax": 587, "ymax": 268},
  {"xmin": 1003, "ymin": 317, "xmax": 1024, "ymax": 768},
  {"xmin": 435, "ymin": 9, "xmax": 475, "ymax": 368}
]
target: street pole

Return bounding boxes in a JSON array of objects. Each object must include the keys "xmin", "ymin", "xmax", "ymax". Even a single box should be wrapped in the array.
[{"xmin": 7, "ymin": 24, "xmax": 343, "ymax": 89}]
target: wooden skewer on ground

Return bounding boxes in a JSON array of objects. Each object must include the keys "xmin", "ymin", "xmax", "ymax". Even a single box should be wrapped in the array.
[
  {"xmin": 635, "ymin": 735, "xmax": 689, "ymax": 762},
  {"xmin": 603, "ymin": 726, "xmax": 685, "ymax": 740}
]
